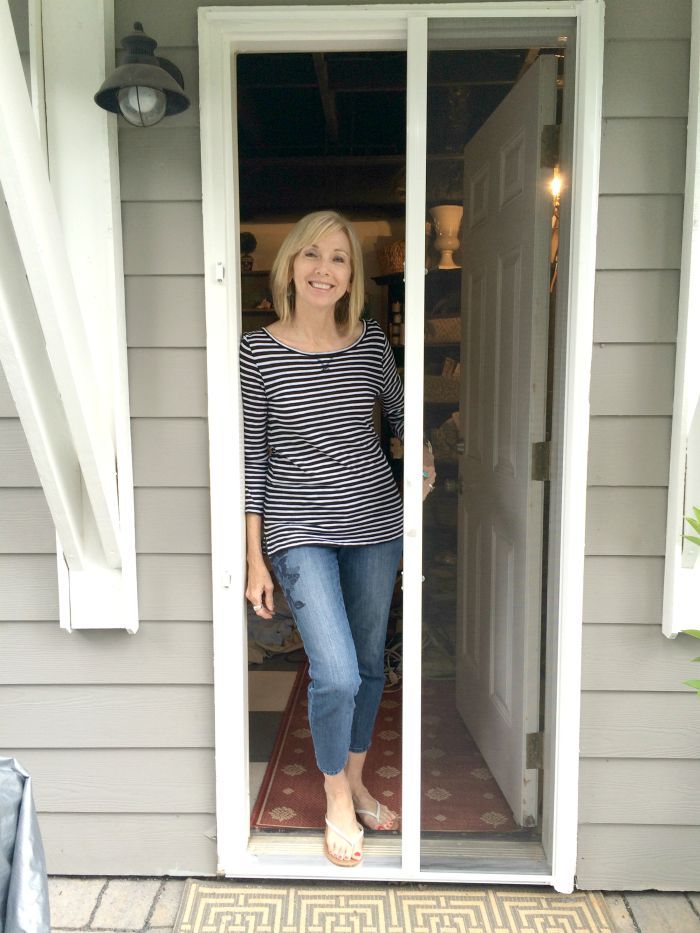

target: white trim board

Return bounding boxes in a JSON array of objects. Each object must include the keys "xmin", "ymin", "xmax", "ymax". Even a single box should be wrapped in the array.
[
  {"xmin": 663, "ymin": 0, "xmax": 700, "ymax": 637},
  {"xmin": 199, "ymin": 1, "xmax": 604, "ymax": 893}
]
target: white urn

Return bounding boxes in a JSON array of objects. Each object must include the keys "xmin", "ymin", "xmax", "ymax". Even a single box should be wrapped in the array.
[{"xmin": 429, "ymin": 204, "xmax": 463, "ymax": 270}]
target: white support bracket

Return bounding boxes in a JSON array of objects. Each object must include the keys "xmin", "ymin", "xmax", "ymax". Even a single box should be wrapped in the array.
[{"xmin": 0, "ymin": 0, "xmax": 138, "ymax": 631}]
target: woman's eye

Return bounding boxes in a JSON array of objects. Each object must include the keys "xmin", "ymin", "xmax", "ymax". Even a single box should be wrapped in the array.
[
  {"xmin": 333, "ymin": 256, "xmax": 346, "ymax": 263},
  {"xmin": 304, "ymin": 250, "xmax": 318, "ymax": 258}
]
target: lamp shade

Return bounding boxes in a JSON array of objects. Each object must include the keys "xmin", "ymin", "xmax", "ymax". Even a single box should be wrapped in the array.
[{"xmin": 94, "ymin": 23, "xmax": 190, "ymax": 127}]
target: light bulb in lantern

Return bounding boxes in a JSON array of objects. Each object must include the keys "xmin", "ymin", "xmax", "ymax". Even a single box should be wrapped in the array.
[{"xmin": 117, "ymin": 85, "xmax": 167, "ymax": 126}]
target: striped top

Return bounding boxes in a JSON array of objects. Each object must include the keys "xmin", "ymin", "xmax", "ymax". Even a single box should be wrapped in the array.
[{"xmin": 239, "ymin": 317, "xmax": 404, "ymax": 556}]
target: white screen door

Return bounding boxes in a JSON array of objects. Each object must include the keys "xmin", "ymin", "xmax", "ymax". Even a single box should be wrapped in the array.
[{"xmin": 199, "ymin": 2, "xmax": 603, "ymax": 892}]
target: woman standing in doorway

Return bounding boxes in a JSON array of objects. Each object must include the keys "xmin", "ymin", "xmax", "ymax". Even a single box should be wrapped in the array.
[{"xmin": 240, "ymin": 210, "xmax": 435, "ymax": 867}]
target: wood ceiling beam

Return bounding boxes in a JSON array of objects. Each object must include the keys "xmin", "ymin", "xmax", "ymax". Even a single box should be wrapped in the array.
[
  {"xmin": 312, "ymin": 53, "xmax": 339, "ymax": 144},
  {"xmin": 240, "ymin": 79, "xmax": 515, "ymax": 92}
]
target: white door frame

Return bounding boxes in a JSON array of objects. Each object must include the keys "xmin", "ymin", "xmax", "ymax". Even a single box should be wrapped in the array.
[{"xmin": 199, "ymin": 1, "xmax": 604, "ymax": 892}]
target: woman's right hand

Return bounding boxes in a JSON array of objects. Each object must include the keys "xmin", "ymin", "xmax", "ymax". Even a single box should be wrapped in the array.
[{"xmin": 246, "ymin": 559, "xmax": 276, "ymax": 619}]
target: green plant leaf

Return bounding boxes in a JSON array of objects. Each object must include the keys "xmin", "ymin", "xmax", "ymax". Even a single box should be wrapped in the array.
[
  {"xmin": 692, "ymin": 656, "xmax": 700, "ymax": 662},
  {"xmin": 683, "ymin": 630, "xmax": 700, "ymax": 639},
  {"xmin": 683, "ymin": 679, "xmax": 700, "ymax": 692},
  {"xmin": 682, "ymin": 535, "xmax": 700, "ymax": 546},
  {"xmin": 685, "ymin": 518, "xmax": 700, "ymax": 534},
  {"xmin": 693, "ymin": 506, "xmax": 700, "ymax": 522}
]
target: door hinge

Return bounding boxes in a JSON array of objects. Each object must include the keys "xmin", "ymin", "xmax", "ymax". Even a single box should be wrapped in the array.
[
  {"xmin": 540, "ymin": 124, "xmax": 560, "ymax": 168},
  {"xmin": 531, "ymin": 441, "xmax": 551, "ymax": 481},
  {"xmin": 526, "ymin": 731, "xmax": 544, "ymax": 769}
]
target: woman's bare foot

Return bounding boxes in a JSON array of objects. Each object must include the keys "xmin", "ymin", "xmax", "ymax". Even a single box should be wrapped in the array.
[
  {"xmin": 350, "ymin": 784, "xmax": 399, "ymax": 831},
  {"xmin": 344, "ymin": 749, "xmax": 399, "ymax": 831},
  {"xmin": 324, "ymin": 772, "xmax": 364, "ymax": 863}
]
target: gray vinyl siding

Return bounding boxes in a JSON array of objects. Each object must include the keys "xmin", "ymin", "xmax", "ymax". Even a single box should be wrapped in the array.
[
  {"xmin": 578, "ymin": 0, "xmax": 700, "ymax": 891},
  {"xmin": 1, "ymin": 0, "xmax": 699, "ymax": 885},
  {"xmin": 0, "ymin": 0, "xmax": 217, "ymax": 873}
]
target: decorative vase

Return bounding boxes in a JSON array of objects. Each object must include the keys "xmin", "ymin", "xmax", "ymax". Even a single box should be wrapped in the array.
[{"xmin": 430, "ymin": 204, "xmax": 463, "ymax": 270}]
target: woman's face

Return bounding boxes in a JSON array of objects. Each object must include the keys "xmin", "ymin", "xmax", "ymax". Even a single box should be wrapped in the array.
[{"xmin": 291, "ymin": 229, "xmax": 352, "ymax": 313}]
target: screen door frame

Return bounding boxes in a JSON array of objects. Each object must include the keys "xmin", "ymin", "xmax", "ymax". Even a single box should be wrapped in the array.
[{"xmin": 199, "ymin": 0, "xmax": 604, "ymax": 892}]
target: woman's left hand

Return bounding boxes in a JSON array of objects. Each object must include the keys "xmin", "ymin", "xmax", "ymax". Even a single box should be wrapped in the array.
[{"xmin": 423, "ymin": 441, "xmax": 436, "ymax": 500}]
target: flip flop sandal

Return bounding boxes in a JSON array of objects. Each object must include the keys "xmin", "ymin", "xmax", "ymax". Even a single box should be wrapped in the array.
[
  {"xmin": 323, "ymin": 817, "xmax": 364, "ymax": 867},
  {"xmin": 355, "ymin": 799, "xmax": 400, "ymax": 831}
]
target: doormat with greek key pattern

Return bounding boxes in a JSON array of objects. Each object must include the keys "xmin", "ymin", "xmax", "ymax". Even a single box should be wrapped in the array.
[{"xmin": 173, "ymin": 880, "xmax": 614, "ymax": 933}]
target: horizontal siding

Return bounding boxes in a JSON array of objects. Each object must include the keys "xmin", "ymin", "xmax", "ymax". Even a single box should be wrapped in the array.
[
  {"xmin": 0, "ymin": 419, "xmax": 40, "ymax": 485},
  {"xmin": 578, "ymin": 759, "xmax": 700, "ymax": 824},
  {"xmin": 132, "ymin": 418, "xmax": 210, "ymax": 486},
  {"xmin": 122, "ymin": 202, "xmax": 204, "ymax": 275},
  {"xmin": 1, "ymin": 621, "xmax": 213, "ymax": 684},
  {"xmin": 599, "ymin": 119, "xmax": 687, "ymax": 195},
  {"xmin": 593, "ymin": 271, "xmax": 679, "ymax": 343},
  {"xmin": 136, "ymin": 554, "xmax": 212, "ymax": 621},
  {"xmin": 134, "ymin": 488, "xmax": 211, "ymax": 553},
  {"xmin": 581, "ymin": 693, "xmax": 700, "ymax": 758},
  {"xmin": 15, "ymin": 749, "xmax": 214, "ymax": 812},
  {"xmin": 0, "ymin": 555, "xmax": 59, "ymax": 620},
  {"xmin": 40, "ymin": 813, "xmax": 217, "ymax": 876},
  {"xmin": 125, "ymin": 276, "xmax": 206, "ymax": 348},
  {"xmin": 585, "ymin": 488, "xmax": 667, "ymax": 555},
  {"xmin": 596, "ymin": 195, "xmax": 683, "ymax": 269},
  {"xmin": 115, "ymin": 0, "xmax": 695, "ymax": 47},
  {"xmin": 577, "ymin": 826, "xmax": 700, "ymax": 891},
  {"xmin": 128, "ymin": 349, "xmax": 207, "ymax": 417},
  {"xmin": 604, "ymin": 0, "xmax": 691, "ymax": 39},
  {"xmin": 0, "ymin": 685, "xmax": 214, "ymax": 747},
  {"xmin": 579, "ymin": 1, "xmax": 695, "ymax": 890},
  {"xmin": 582, "ymin": 625, "xmax": 699, "ymax": 691},
  {"xmin": 120, "ymin": 126, "xmax": 202, "ymax": 200},
  {"xmin": 583, "ymin": 556, "xmax": 664, "ymax": 625},
  {"xmin": 0, "ymin": 488, "xmax": 56, "ymax": 552},
  {"xmin": 589, "ymin": 344, "xmax": 675, "ymax": 416},
  {"xmin": 602, "ymin": 41, "xmax": 689, "ymax": 118},
  {"xmin": 587, "ymin": 417, "xmax": 671, "ymax": 486}
]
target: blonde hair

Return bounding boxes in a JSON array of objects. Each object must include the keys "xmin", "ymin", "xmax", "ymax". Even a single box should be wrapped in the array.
[{"xmin": 270, "ymin": 211, "xmax": 365, "ymax": 330}]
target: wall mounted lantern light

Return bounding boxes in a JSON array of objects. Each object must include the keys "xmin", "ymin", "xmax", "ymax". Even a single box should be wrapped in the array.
[{"xmin": 94, "ymin": 22, "xmax": 190, "ymax": 127}]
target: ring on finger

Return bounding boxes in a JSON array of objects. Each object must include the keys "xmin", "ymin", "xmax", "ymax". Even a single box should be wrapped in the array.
[{"xmin": 253, "ymin": 603, "xmax": 263, "ymax": 610}]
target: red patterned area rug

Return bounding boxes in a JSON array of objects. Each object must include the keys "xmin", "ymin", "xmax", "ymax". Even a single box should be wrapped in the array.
[{"xmin": 251, "ymin": 666, "xmax": 517, "ymax": 833}]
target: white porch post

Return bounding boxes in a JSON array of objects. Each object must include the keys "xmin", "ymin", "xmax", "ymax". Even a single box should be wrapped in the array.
[{"xmin": 0, "ymin": 0, "xmax": 138, "ymax": 631}]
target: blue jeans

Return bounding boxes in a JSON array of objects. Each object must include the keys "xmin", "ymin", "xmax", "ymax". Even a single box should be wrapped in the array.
[{"xmin": 269, "ymin": 537, "xmax": 403, "ymax": 775}]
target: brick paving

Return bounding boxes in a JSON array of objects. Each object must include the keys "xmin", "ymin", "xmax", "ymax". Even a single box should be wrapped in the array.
[{"xmin": 48, "ymin": 877, "xmax": 700, "ymax": 932}]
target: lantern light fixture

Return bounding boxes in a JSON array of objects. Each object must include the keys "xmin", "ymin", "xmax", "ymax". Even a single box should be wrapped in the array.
[{"xmin": 94, "ymin": 22, "xmax": 190, "ymax": 127}]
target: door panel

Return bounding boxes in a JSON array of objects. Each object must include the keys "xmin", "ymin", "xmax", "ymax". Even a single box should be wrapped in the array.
[{"xmin": 455, "ymin": 55, "xmax": 556, "ymax": 826}]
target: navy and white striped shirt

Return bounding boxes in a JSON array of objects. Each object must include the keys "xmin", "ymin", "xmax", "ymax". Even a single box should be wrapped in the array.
[{"xmin": 240, "ymin": 317, "xmax": 404, "ymax": 556}]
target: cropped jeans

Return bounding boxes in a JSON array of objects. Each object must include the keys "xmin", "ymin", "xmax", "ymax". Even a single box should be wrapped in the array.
[{"xmin": 269, "ymin": 536, "xmax": 403, "ymax": 775}]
